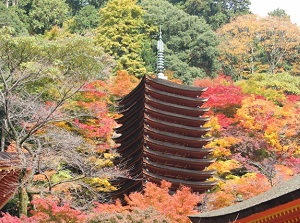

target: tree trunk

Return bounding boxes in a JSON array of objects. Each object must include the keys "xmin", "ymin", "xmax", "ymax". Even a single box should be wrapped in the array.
[
  {"xmin": 18, "ymin": 186, "xmax": 28, "ymax": 216},
  {"xmin": 5, "ymin": 0, "xmax": 9, "ymax": 8}
]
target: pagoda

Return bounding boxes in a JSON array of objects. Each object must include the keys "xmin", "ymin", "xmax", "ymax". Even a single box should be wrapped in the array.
[{"xmin": 110, "ymin": 30, "xmax": 216, "ymax": 197}]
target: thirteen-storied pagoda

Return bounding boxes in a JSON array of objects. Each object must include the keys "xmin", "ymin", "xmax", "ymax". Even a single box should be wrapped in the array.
[{"xmin": 110, "ymin": 30, "xmax": 216, "ymax": 198}]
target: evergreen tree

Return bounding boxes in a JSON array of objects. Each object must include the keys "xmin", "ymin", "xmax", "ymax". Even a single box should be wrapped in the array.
[
  {"xmin": 0, "ymin": 2, "xmax": 28, "ymax": 35},
  {"xmin": 171, "ymin": 0, "xmax": 251, "ymax": 30},
  {"xmin": 141, "ymin": 0, "xmax": 220, "ymax": 84},
  {"xmin": 69, "ymin": 5, "xmax": 100, "ymax": 35},
  {"xmin": 27, "ymin": 0, "xmax": 70, "ymax": 34}
]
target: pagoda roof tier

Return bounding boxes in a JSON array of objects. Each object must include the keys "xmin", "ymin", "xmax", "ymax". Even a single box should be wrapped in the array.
[
  {"xmin": 145, "ymin": 105, "xmax": 210, "ymax": 127},
  {"xmin": 115, "ymin": 105, "xmax": 144, "ymax": 123},
  {"xmin": 115, "ymin": 149, "xmax": 143, "ymax": 168},
  {"xmin": 146, "ymin": 75, "xmax": 207, "ymax": 97},
  {"xmin": 145, "ymin": 126, "xmax": 213, "ymax": 148},
  {"xmin": 110, "ymin": 179, "xmax": 143, "ymax": 197},
  {"xmin": 114, "ymin": 142, "xmax": 143, "ymax": 163},
  {"xmin": 116, "ymin": 90, "xmax": 144, "ymax": 110},
  {"xmin": 143, "ymin": 159, "xmax": 215, "ymax": 181},
  {"xmin": 143, "ymin": 170, "xmax": 216, "ymax": 193},
  {"xmin": 145, "ymin": 115, "xmax": 211, "ymax": 137},
  {"xmin": 144, "ymin": 146, "xmax": 215, "ymax": 170},
  {"xmin": 116, "ymin": 99, "xmax": 144, "ymax": 116},
  {"xmin": 114, "ymin": 134, "xmax": 143, "ymax": 153},
  {"xmin": 144, "ymin": 138, "xmax": 213, "ymax": 159},
  {"xmin": 146, "ymin": 85, "xmax": 208, "ymax": 107},
  {"xmin": 113, "ymin": 122, "xmax": 143, "ymax": 143},
  {"xmin": 145, "ymin": 95, "xmax": 209, "ymax": 117}
]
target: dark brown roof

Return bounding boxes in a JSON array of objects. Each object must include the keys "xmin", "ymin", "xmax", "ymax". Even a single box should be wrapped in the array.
[
  {"xmin": 0, "ymin": 152, "xmax": 22, "ymax": 209},
  {"xmin": 111, "ymin": 75, "xmax": 216, "ymax": 198},
  {"xmin": 189, "ymin": 174, "xmax": 300, "ymax": 223}
]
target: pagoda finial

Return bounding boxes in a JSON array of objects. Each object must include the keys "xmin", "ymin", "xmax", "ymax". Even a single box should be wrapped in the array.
[{"xmin": 157, "ymin": 26, "xmax": 167, "ymax": 80}]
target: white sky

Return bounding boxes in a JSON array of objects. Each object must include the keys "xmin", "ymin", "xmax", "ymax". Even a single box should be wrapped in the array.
[{"xmin": 249, "ymin": 0, "xmax": 300, "ymax": 25}]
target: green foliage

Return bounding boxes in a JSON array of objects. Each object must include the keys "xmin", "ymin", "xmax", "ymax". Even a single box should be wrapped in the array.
[
  {"xmin": 236, "ymin": 73, "xmax": 300, "ymax": 103},
  {"xmin": 68, "ymin": 5, "xmax": 100, "ymax": 34},
  {"xmin": 66, "ymin": 0, "xmax": 107, "ymax": 15},
  {"xmin": 95, "ymin": 0, "xmax": 150, "ymax": 77},
  {"xmin": 51, "ymin": 170, "xmax": 73, "ymax": 183},
  {"xmin": 141, "ymin": 0, "xmax": 220, "ymax": 84},
  {"xmin": 181, "ymin": 0, "xmax": 251, "ymax": 30},
  {"xmin": 0, "ymin": 33, "xmax": 113, "ymax": 100},
  {"xmin": 268, "ymin": 8, "xmax": 290, "ymax": 20},
  {"xmin": 0, "ymin": 3, "xmax": 28, "ymax": 35},
  {"xmin": 27, "ymin": 0, "xmax": 70, "ymax": 34}
]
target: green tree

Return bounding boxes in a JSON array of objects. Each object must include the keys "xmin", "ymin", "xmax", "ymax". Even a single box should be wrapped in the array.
[
  {"xmin": 65, "ymin": 0, "xmax": 107, "ymax": 15},
  {"xmin": 95, "ymin": 0, "xmax": 150, "ymax": 77},
  {"xmin": 0, "ymin": 2, "xmax": 28, "ymax": 35},
  {"xmin": 268, "ymin": 8, "xmax": 290, "ymax": 20},
  {"xmin": 27, "ymin": 0, "xmax": 70, "ymax": 34},
  {"xmin": 141, "ymin": 0, "xmax": 220, "ymax": 84},
  {"xmin": 178, "ymin": 0, "xmax": 251, "ymax": 30},
  {"xmin": 68, "ymin": 5, "xmax": 100, "ymax": 35}
]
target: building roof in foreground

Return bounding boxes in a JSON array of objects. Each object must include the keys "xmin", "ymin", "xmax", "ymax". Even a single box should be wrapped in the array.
[
  {"xmin": 0, "ymin": 152, "xmax": 22, "ymax": 210},
  {"xmin": 189, "ymin": 174, "xmax": 300, "ymax": 223}
]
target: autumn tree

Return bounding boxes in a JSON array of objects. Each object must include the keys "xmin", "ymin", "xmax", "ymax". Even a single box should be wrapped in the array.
[
  {"xmin": 217, "ymin": 14, "xmax": 300, "ymax": 78},
  {"xmin": 95, "ymin": 0, "xmax": 152, "ymax": 77},
  {"xmin": 0, "ymin": 31, "xmax": 119, "ymax": 215}
]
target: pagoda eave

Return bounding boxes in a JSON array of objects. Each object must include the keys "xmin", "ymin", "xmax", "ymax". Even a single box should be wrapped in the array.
[
  {"xmin": 143, "ymin": 170, "xmax": 216, "ymax": 193},
  {"xmin": 146, "ymin": 76, "xmax": 208, "ymax": 97}
]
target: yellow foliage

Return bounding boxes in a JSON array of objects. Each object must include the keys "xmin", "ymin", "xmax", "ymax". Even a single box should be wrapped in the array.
[
  {"xmin": 207, "ymin": 137, "xmax": 240, "ymax": 158},
  {"xmin": 88, "ymin": 156, "xmax": 114, "ymax": 168},
  {"xmin": 84, "ymin": 177, "xmax": 116, "ymax": 192},
  {"xmin": 207, "ymin": 159, "xmax": 241, "ymax": 175},
  {"xmin": 204, "ymin": 116, "xmax": 221, "ymax": 136}
]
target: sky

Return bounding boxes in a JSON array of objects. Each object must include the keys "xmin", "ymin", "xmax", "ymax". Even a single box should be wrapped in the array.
[{"xmin": 249, "ymin": 0, "xmax": 300, "ymax": 25}]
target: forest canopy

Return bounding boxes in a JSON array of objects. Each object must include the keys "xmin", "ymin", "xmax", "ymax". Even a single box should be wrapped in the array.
[{"xmin": 0, "ymin": 0, "xmax": 299, "ymax": 221}]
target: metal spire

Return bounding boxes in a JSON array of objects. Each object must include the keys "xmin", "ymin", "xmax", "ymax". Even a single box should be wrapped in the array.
[{"xmin": 157, "ymin": 26, "xmax": 167, "ymax": 79}]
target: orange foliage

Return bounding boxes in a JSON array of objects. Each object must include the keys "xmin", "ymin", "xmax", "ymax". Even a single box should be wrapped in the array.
[
  {"xmin": 109, "ymin": 70, "xmax": 139, "ymax": 97},
  {"xmin": 206, "ymin": 173, "xmax": 271, "ymax": 210},
  {"xmin": 236, "ymin": 95, "xmax": 300, "ymax": 154},
  {"xmin": 94, "ymin": 180, "xmax": 202, "ymax": 223}
]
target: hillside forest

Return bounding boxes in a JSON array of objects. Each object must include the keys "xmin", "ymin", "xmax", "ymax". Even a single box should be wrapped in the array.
[{"xmin": 0, "ymin": 0, "xmax": 299, "ymax": 222}]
